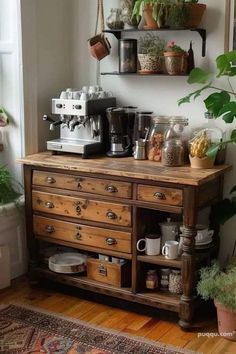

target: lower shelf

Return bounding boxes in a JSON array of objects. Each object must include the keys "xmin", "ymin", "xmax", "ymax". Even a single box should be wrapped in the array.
[{"xmin": 33, "ymin": 267, "xmax": 180, "ymax": 313}]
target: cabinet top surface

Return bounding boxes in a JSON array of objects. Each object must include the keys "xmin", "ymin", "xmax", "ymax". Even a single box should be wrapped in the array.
[{"xmin": 18, "ymin": 152, "xmax": 231, "ymax": 186}]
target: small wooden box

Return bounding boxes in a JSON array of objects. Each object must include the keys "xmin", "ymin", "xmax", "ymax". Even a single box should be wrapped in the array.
[{"xmin": 87, "ymin": 258, "xmax": 131, "ymax": 287}]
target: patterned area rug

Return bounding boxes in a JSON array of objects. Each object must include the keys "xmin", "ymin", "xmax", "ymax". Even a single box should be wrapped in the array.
[{"xmin": 0, "ymin": 304, "xmax": 198, "ymax": 354}]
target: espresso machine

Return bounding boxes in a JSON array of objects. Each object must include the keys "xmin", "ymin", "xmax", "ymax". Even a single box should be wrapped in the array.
[
  {"xmin": 106, "ymin": 107, "xmax": 135, "ymax": 157},
  {"xmin": 43, "ymin": 90, "xmax": 116, "ymax": 158}
]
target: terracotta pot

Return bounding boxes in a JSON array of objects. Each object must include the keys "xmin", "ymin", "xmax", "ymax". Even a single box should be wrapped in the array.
[
  {"xmin": 164, "ymin": 51, "xmax": 188, "ymax": 75},
  {"xmin": 138, "ymin": 53, "xmax": 162, "ymax": 73},
  {"xmin": 143, "ymin": 4, "xmax": 157, "ymax": 29},
  {"xmin": 214, "ymin": 300, "xmax": 236, "ymax": 341},
  {"xmin": 189, "ymin": 155, "xmax": 215, "ymax": 169},
  {"xmin": 185, "ymin": 4, "xmax": 206, "ymax": 28}
]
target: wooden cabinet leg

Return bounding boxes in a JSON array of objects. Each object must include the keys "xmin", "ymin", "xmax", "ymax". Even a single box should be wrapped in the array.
[{"xmin": 179, "ymin": 226, "xmax": 196, "ymax": 329}]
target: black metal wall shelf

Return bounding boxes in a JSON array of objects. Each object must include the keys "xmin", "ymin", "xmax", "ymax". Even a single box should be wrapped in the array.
[
  {"xmin": 103, "ymin": 28, "xmax": 206, "ymax": 57},
  {"xmin": 101, "ymin": 71, "xmax": 188, "ymax": 77}
]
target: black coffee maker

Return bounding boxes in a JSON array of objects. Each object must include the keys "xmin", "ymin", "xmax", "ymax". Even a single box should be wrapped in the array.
[{"xmin": 106, "ymin": 107, "xmax": 134, "ymax": 157}]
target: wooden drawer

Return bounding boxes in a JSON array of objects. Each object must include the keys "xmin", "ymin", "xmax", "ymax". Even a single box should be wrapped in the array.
[
  {"xmin": 32, "ymin": 191, "xmax": 131, "ymax": 226},
  {"xmin": 33, "ymin": 171, "xmax": 132, "ymax": 199},
  {"xmin": 137, "ymin": 185, "xmax": 183, "ymax": 206},
  {"xmin": 87, "ymin": 258, "xmax": 131, "ymax": 287},
  {"xmin": 33, "ymin": 215, "xmax": 132, "ymax": 254}
]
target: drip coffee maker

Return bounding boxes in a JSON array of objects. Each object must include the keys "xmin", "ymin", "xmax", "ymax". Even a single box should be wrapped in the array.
[{"xmin": 106, "ymin": 107, "xmax": 134, "ymax": 157}]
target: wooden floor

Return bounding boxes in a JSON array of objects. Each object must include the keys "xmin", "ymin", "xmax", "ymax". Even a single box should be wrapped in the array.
[{"xmin": 0, "ymin": 276, "xmax": 236, "ymax": 354}]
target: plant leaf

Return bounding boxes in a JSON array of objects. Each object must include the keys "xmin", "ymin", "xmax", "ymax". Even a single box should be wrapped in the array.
[
  {"xmin": 206, "ymin": 144, "xmax": 219, "ymax": 158},
  {"xmin": 230, "ymin": 129, "xmax": 236, "ymax": 140},
  {"xmin": 187, "ymin": 68, "xmax": 210, "ymax": 84},
  {"xmin": 230, "ymin": 185, "xmax": 236, "ymax": 194},
  {"xmin": 204, "ymin": 91, "xmax": 231, "ymax": 117},
  {"xmin": 216, "ymin": 54, "xmax": 231, "ymax": 76},
  {"xmin": 178, "ymin": 85, "xmax": 211, "ymax": 106},
  {"xmin": 218, "ymin": 101, "xmax": 236, "ymax": 123}
]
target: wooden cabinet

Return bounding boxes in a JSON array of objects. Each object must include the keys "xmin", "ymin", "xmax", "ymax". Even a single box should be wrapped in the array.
[{"xmin": 20, "ymin": 152, "xmax": 231, "ymax": 329}]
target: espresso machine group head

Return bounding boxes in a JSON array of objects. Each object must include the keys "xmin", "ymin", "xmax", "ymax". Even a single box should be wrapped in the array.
[{"xmin": 43, "ymin": 91, "xmax": 116, "ymax": 158}]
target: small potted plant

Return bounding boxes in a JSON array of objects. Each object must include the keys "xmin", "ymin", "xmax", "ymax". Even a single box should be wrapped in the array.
[
  {"xmin": 184, "ymin": 0, "xmax": 206, "ymax": 28},
  {"xmin": 132, "ymin": 0, "xmax": 171, "ymax": 29},
  {"xmin": 138, "ymin": 33, "xmax": 166, "ymax": 73},
  {"xmin": 188, "ymin": 130, "xmax": 216, "ymax": 168},
  {"xmin": 164, "ymin": 40, "xmax": 188, "ymax": 75},
  {"xmin": 197, "ymin": 260, "xmax": 236, "ymax": 341}
]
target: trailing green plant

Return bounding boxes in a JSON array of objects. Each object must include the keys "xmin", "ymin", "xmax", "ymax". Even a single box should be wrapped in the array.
[
  {"xmin": 197, "ymin": 260, "xmax": 236, "ymax": 311},
  {"xmin": 167, "ymin": 1, "xmax": 190, "ymax": 27},
  {"xmin": 131, "ymin": 0, "xmax": 173, "ymax": 23},
  {"xmin": 178, "ymin": 51, "xmax": 236, "ymax": 224},
  {"xmin": 138, "ymin": 33, "xmax": 166, "ymax": 55},
  {"xmin": 0, "ymin": 165, "xmax": 22, "ymax": 205}
]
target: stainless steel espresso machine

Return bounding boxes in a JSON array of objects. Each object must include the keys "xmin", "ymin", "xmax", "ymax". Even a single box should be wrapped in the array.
[{"xmin": 43, "ymin": 90, "xmax": 116, "ymax": 158}]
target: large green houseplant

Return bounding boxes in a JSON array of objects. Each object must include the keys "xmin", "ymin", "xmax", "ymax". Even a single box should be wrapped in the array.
[
  {"xmin": 197, "ymin": 260, "xmax": 236, "ymax": 340},
  {"xmin": 178, "ymin": 50, "xmax": 236, "ymax": 224}
]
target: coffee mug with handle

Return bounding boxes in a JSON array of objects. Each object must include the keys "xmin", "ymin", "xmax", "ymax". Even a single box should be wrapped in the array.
[
  {"xmin": 136, "ymin": 234, "xmax": 160, "ymax": 256},
  {"xmin": 162, "ymin": 240, "xmax": 179, "ymax": 259}
]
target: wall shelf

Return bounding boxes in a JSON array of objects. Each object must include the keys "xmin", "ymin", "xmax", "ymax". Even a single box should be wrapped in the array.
[
  {"xmin": 103, "ymin": 28, "xmax": 206, "ymax": 57},
  {"xmin": 101, "ymin": 71, "xmax": 188, "ymax": 76}
]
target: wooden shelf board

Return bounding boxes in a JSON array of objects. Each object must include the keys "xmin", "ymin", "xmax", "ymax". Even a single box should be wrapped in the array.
[
  {"xmin": 136, "ymin": 291, "xmax": 180, "ymax": 311},
  {"xmin": 101, "ymin": 72, "xmax": 187, "ymax": 77},
  {"xmin": 137, "ymin": 255, "xmax": 181, "ymax": 268}
]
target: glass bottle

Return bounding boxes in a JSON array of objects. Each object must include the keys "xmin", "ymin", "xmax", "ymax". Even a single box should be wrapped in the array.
[
  {"xmin": 106, "ymin": 8, "xmax": 124, "ymax": 29},
  {"xmin": 192, "ymin": 112, "xmax": 226, "ymax": 164},
  {"xmin": 147, "ymin": 116, "xmax": 170, "ymax": 162},
  {"xmin": 146, "ymin": 270, "xmax": 158, "ymax": 289},
  {"xmin": 160, "ymin": 268, "xmax": 170, "ymax": 290},
  {"xmin": 169, "ymin": 270, "xmax": 182, "ymax": 294},
  {"xmin": 162, "ymin": 122, "xmax": 185, "ymax": 167}
]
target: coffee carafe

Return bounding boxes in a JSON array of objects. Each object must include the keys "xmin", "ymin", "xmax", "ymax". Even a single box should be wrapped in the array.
[{"xmin": 106, "ymin": 107, "xmax": 134, "ymax": 157}]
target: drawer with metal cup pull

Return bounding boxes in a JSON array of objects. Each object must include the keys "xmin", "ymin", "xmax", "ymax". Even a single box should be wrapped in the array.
[
  {"xmin": 87, "ymin": 258, "xmax": 131, "ymax": 287},
  {"xmin": 33, "ymin": 171, "xmax": 132, "ymax": 199},
  {"xmin": 32, "ymin": 191, "xmax": 131, "ymax": 226},
  {"xmin": 137, "ymin": 185, "xmax": 183, "ymax": 206},
  {"xmin": 33, "ymin": 215, "xmax": 132, "ymax": 253}
]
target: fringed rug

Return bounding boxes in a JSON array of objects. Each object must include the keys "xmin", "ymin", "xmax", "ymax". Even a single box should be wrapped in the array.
[{"xmin": 0, "ymin": 304, "xmax": 198, "ymax": 354}]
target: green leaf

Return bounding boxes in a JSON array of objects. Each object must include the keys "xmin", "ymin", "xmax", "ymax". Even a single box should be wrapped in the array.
[
  {"xmin": 218, "ymin": 102, "xmax": 236, "ymax": 123},
  {"xmin": 206, "ymin": 144, "xmax": 219, "ymax": 158},
  {"xmin": 230, "ymin": 129, "xmax": 236, "ymax": 140},
  {"xmin": 204, "ymin": 91, "xmax": 230, "ymax": 117},
  {"xmin": 178, "ymin": 85, "xmax": 211, "ymax": 106},
  {"xmin": 230, "ymin": 185, "xmax": 236, "ymax": 194},
  {"xmin": 225, "ymin": 50, "xmax": 236, "ymax": 62},
  {"xmin": 187, "ymin": 68, "xmax": 210, "ymax": 84},
  {"xmin": 216, "ymin": 54, "xmax": 230, "ymax": 76}
]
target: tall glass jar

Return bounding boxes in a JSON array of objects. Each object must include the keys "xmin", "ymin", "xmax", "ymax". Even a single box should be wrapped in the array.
[
  {"xmin": 146, "ymin": 269, "xmax": 158, "ymax": 289},
  {"xmin": 169, "ymin": 270, "xmax": 182, "ymax": 294},
  {"xmin": 147, "ymin": 116, "xmax": 170, "ymax": 162},
  {"xmin": 106, "ymin": 8, "xmax": 124, "ymax": 29},
  {"xmin": 119, "ymin": 39, "xmax": 137, "ymax": 73}
]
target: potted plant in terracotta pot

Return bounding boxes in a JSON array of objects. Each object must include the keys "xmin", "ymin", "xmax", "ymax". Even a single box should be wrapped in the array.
[
  {"xmin": 197, "ymin": 260, "xmax": 236, "ymax": 341},
  {"xmin": 184, "ymin": 0, "xmax": 206, "ymax": 28},
  {"xmin": 138, "ymin": 33, "xmax": 166, "ymax": 73},
  {"xmin": 164, "ymin": 40, "xmax": 188, "ymax": 75},
  {"xmin": 132, "ymin": 0, "xmax": 171, "ymax": 29}
]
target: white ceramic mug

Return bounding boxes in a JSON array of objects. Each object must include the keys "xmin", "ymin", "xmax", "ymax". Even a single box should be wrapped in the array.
[
  {"xmin": 136, "ymin": 235, "xmax": 160, "ymax": 256},
  {"xmin": 80, "ymin": 92, "xmax": 89, "ymax": 101},
  {"xmin": 162, "ymin": 240, "xmax": 179, "ymax": 259},
  {"xmin": 196, "ymin": 229, "xmax": 214, "ymax": 242}
]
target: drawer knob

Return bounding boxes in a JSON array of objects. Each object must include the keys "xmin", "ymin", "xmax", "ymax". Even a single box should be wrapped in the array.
[
  {"xmin": 106, "ymin": 237, "xmax": 117, "ymax": 246},
  {"xmin": 46, "ymin": 176, "xmax": 56, "ymax": 184},
  {"xmin": 76, "ymin": 205, "xmax": 81, "ymax": 215},
  {"xmin": 106, "ymin": 185, "xmax": 118, "ymax": 193},
  {"xmin": 45, "ymin": 201, "xmax": 54, "ymax": 209},
  {"xmin": 75, "ymin": 232, "xmax": 82, "ymax": 240},
  {"xmin": 154, "ymin": 192, "xmax": 166, "ymax": 200},
  {"xmin": 106, "ymin": 211, "xmax": 117, "ymax": 220},
  {"xmin": 98, "ymin": 264, "xmax": 107, "ymax": 276},
  {"xmin": 45, "ymin": 225, "xmax": 54, "ymax": 233}
]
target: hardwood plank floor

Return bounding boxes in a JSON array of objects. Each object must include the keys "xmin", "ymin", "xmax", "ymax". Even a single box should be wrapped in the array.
[{"xmin": 0, "ymin": 276, "xmax": 236, "ymax": 354}]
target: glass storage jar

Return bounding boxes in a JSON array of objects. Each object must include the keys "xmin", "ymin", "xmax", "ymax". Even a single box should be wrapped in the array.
[
  {"xmin": 162, "ymin": 139, "xmax": 184, "ymax": 167},
  {"xmin": 147, "ymin": 116, "xmax": 170, "ymax": 162},
  {"xmin": 106, "ymin": 8, "xmax": 124, "ymax": 29},
  {"xmin": 146, "ymin": 270, "xmax": 158, "ymax": 289},
  {"xmin": 160, "ymin": 268, "xmax": 170, "ymax": 290},
  {"xmin": 169, "ymin": 270, "xmax": 182, "ymax": 294},
  {"xmin": 119, "ymin": 39, "xmax": 137, "ymax": 73}
]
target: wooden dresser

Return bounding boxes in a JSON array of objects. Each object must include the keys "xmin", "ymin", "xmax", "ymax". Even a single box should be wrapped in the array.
[{"xmin": 19, "ymin": 152, "xmax": 231, "ymax": 328}]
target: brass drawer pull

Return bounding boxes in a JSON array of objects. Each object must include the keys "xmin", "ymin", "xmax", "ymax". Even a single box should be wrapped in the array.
[
  {"xmin": 46, "ymin": 176, "xmax": 56, "ymax": 184},
  {"xmin": 76, "ymin": 205, "xmax": 81, "ymax": 215},
  {"xmin": 106, "ymin": 211, "xmax": 117, "ymax": 220},
  {"xmin": 45, "ymin": 225, "xmax": 54, "ymax": 233},
  {"xmin": 45, "ymin": 201, "xmax": 54, "ymax": 209},
  {"xmin": 106, "ymin": 237, "xmax": 117, "ymax": 246},
  {"xmin": 105, "ymin": 185, "xmax": 118, "ymax": 193},
  {"xmin": 154, "ymin": 192, "xmax": 166, "ymax": 200},
  {"xmin": 98, "ymin": 264, "xmax": 107, "ymax": 276}
]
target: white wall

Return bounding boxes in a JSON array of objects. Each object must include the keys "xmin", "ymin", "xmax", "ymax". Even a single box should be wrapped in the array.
[
  {"xmin": 72, "ymin": 0, "xmax": 236, "ymax": 261},
  {"xmin": 21, "ymin": 0, "xmax": 74, "ymax": 154}
]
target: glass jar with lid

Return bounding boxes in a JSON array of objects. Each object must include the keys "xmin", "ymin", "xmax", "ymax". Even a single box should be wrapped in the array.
[
  {"xmin": 146, "ymin": 270, "xmax": 158, "ymax": 289},
  {"xmin": 147, "ymin": 116, "xmax": 170, "ymax": 162},
  {"xmin": 106, "ymin": 8, "xmax": 124, "ymax": 29},
  {"xmin": 169, "ymin": 270, "xmax": 182, "ymax": 294}
]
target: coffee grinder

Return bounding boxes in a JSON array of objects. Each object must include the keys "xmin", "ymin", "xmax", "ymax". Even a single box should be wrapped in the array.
[{"xmin": 106, "ymin": 107, "xmax": 135, "ymax": 157}]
